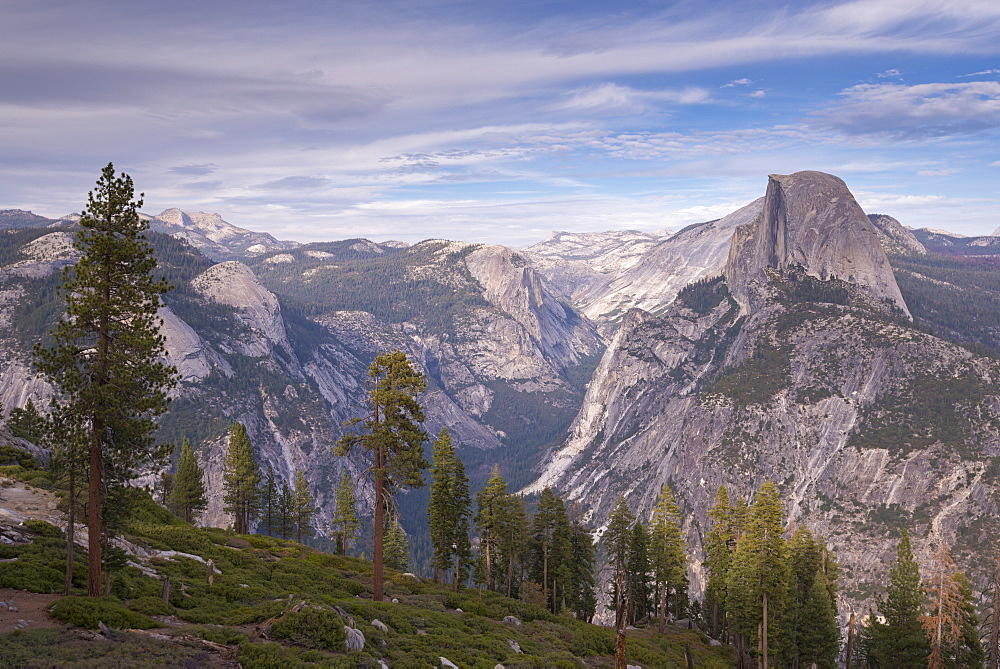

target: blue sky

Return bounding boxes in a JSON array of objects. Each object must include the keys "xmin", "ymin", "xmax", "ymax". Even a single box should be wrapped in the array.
[{"xmin": 1, "ymin": 0, "xmax": 998, "ymax": 245}]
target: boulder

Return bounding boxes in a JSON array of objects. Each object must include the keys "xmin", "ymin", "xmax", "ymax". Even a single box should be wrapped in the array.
[
  {"xmin": 371, "ymin": 619, "xmax": 389, "ymax": 633},
  {"xmin": 344, "ymin": 627, "xmax": 365, "ymax": 651}
]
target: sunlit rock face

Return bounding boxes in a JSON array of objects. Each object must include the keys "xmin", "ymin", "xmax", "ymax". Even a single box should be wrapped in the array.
[{"xmin": 726, "ymin": 171, "xmax": 909, "ymax": 317}]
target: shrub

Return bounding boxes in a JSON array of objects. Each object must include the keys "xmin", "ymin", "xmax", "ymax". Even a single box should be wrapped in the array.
[
  {"xmin": 50, "ymin": 596, "xmax": 161, "ymax": 629},
  {"xmin": 24, "ymin": 519, "xmax": 62, "ymax": 538},
  {"xmin": 128, "ymin": 596, "xmax": 174, "ymax": 617},
  {"xmin": 270, "ymin": 607, "xmax": 347, "ymax": 651}
]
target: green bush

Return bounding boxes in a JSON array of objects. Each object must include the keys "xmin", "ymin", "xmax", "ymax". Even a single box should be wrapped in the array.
[
  {"xmin": 271, "ymin": 607, "xmax": 347, "ymax": 651},
  {"xmin": 128, "ymin": 596, "xmax": 174, "ymax": 617},
  {"xmin": 0, "ymin": 445, "xmax": 40, "ymax": 469},
  {"xmin": 50, "ymin": 596, "xmax": 161, "ymax": 629},
  {"xmin": 24, "ymin": 518, "xmax": 62, "ymax": 538}
]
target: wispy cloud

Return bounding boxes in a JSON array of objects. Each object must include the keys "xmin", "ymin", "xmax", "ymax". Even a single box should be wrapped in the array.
[
  {"xmin": 959, "ymin": 69, "xmax": 1000, "ymax": 77},
  {"xmin": 916, "ymin": 168, "xmax": 959, "ymax": 176},
  {"xmin": 724, "ymin": 78, "xmax": 753, "ymax": 87},
  {"xmin": 876, "ymin": 68, "xmax": 902, "ymax": 78},
  {"xmin": 815, "ymin": 81, "xmax": 1000, "ymax": 138}
]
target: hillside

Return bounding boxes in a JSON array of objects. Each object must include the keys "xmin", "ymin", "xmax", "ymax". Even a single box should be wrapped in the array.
[{"xmin": 0, "ymin": 471, "xmax": 731, "ymax": 668}]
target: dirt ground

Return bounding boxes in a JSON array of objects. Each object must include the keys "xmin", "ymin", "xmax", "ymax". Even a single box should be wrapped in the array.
[{"xmin": 0, "ymin": 586, "xmax": 62, "ymax": 634}]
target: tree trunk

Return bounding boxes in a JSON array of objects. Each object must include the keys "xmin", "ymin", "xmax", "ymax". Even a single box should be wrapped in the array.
[
  {"xmin": 659, "ymin": 584, "xmax": 668, "ymax": 633},
  {"xmin": 373, "ymin": 449, "xmax": 385, "ymax": 602},
  {"xmin": 87, "ymin": 423, "xmax": 102, "ymax": 597},
  {"xmin": 64, "ymin": 466, "xmax": 75, "ymax": 595},
  {"xmin": 711, "ymin": 599, "xmax": 718, "ymax": 639},
  {"xmin": 454, "ymin": 551, "xmax": 460, "ymax": 592},
  {"xmin": 761, "ymin": 590, "xmax": 768, "ymax": 668},
  {"xmin": 485, "ymin": 532, "xmax": 493, "ymax": 591}
]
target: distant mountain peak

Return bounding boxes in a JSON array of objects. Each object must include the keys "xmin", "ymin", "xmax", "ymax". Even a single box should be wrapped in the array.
[
  {"xmin": 147, "ymin": 209, "xmax": 300, "ymax": 261},
  {"xmin": 725, "ymin": 170, "xmax": 910, "ymax": 317}
]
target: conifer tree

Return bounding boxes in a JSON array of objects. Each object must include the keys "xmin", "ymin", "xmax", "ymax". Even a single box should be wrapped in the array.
[
  {"xmin": 501, "ymin": 494, "xmax": 529, "ymax": 598},
  {"xmin": 292, "ymin": 470, "xmax": 315, "ymax": 544},
  {"xmin": 222, "ymin": 422, "xmax": 261, "ymax": 534},
  {"xmin": 799, "ymin": 567, "xmax": 840, "ymax": 668},
  {"xmin": 427, "ymin": 428, "xmax": 472, "ymax": 588},
  {"xmin": 384, "ymin": 515, "xmax": 409, "ymax": 571},
  {"xmin": 565, "ymin": 504, "xmax": 597, "ymax": 622},
  {"xmin": 705, "ymin": 485, "xmax": 734, "ymax": 639},
  {"xmin": 874, "ymin": 530, "xmax": 929, "ymax": 667},
  {"xmin": 549, "ymin": 494, "xmax": 574, "ymax": 614},
  {"xmin": 336, "ymin": 349, "xmax": 428, "ymax": 601},
  {"xmin": 727, "ymin": 480, "xmax": 789, "ymax": 667},
  {"xmin": 333, "ymin": 470, "xmax": 360, "ymax": 555},
  {"xmin": 529, "ymin": 487, "xmax": 565, "ymax": 610},
  {"xmin": 605, "ymin": 496, "xmax": 634, "ymax": 668},
  {"xmin": 649, "ymin": 484, "xmax": 688, "ymax": 628},
  {"xmin": 277, "ymin": 481, "xmax": 294, "ymax": 540},
  {"xmin": 167, "ymin": 437, "xmax": 207, "ymax": 524},
  {"xmin": 34, "ymin": 163, "xmax": 176, "ymax": 596},
  {"xmin": 627, "ymin": 520, "xmax": 651, "ymax": 624},
  {"xmin": 8, "ymin": 398, "xmax": 47, "ymax": 445},
  {"xmin": 475, "ymin": 465, "xmax": 508, "ymax": 591},
  {"xmin": 922, "ymin": 543, "xmax": 982, "ymax": 668},
  {"xmin": 262, "ymin": 467, "xmax": 278, "ymax": 536}
]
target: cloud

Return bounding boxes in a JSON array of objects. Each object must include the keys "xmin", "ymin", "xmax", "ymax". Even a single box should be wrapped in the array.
[
  {"xmin": 723, "ymin": 78, "xmax": 753, "ymax": 87},
  {"xmin": 916, "ymin": 168, "xmax": 959, "ymax": 176},
  {"xmin": 959, "ymin": 69, "xmax": 1000, "ymax": 77},
  {"xmin": 257, "ymin": 176, "xmax": 333, "ymax": 190},
  {"xmin": 991, "ymin": 160, "xmax": 1000, "ymax": 166},
  {"xmin": 169, "ymin": 163, "xmax": 217, "ymax": 176},
  {"xmin": 749, "ymin": 90, "xmax": 767, "ymax": 98},
  {"xmin": 815, "ymin": 81, "xmax": 1000, "ymax": 138},
  {"xmin": 556, "ymin": 83, "xmax": 709, "ymax": 112},
  {"xmin": 876, "ymin": 68, "xmax": 902, "ymax": 78}
]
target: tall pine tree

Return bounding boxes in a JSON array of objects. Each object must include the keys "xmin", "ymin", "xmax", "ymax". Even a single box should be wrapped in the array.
[
  {"xmin": 427, "ymin": 428, "xmax": 472, "ymax": 588},
  {"xmin": 34, "ymin": 163, "xmax": 176, "ymax": 596},
  {"xmin": 262, "ymin": 467, "xmax": 278, "ymax": 536},
  {"xmin": 167, "ymin": 437, "xmax": 207, "ymax": 524},
  {"xmin": 705, "ymin": 485, "xmax": 734, "ymax": 640},
  {"xmin": 874, "ymin": 530, "xmax": 929, "ymax": 667},
  {"xmin": 336, "ymin": 349, "xmax": 428, "ymax": 601},
  {"xmin": 333, "ymin": 470, "xmax": 360, "ymax": 555},
  {"xmin": 222, "ymin": 422, "xmax": 261, "ymax": 534},
  {"xmin": 649, "ymin": 484, "xmax": 688, "ymax": 628},
  {"xmin": 475, "ymin": 465, "xmax": 508, "ymax": 591},
  {"xmin": 292, "ymin": 471, "xmax": 315, "ymax": 544},
  {"xmin": 727, "ymin": 480, "xmax": 789, "ymax": 667},
  {"xmin": 605, "ymin": 496, "xmax": 634, "ymax": 669}
]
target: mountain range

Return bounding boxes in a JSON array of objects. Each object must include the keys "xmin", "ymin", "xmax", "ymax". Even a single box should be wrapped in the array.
[{"xmin": 2, "ymin": 171, "xmax": 999, "ymax": 619}]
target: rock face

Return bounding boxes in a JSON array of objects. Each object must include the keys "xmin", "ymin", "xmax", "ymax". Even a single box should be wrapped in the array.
[
  {"xmin": 867, "ymin": 214, "xmax": 926, "ymax": 256},
  {"xmin": 530, "ymin": 172, "xmax": 1000, "ymax": 623},
  {"xmin": 725, "ymin": 172, "xmax": 909, "ymax": 317},
  {"xmin": 147, "ymin": 209, "xmax": 299, "ymax": 260},
  {"xmin": 528, "ymin": 201, "xmax": 762, "ymax": 327}
]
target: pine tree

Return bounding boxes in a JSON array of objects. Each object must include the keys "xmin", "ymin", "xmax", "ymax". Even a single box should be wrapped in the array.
[
  {"xmin": 549, "ymin": 494, "xmax": 574, "ymax": 614},
  {"xmin": 292, "ymin": 471, "xmax": 315, "ymax": 544},
  {"xmin": 627, "ymin": 520, "xmax": 651, "ymax": 624},
  {"xmin": 8, "ymin": 398, "xmax": 47, "ymax": 445},
  {"xmin": 333, "ymin": 470, "xmax": 360, "ymax": 555},
  {"xmin": 874, "ymin": 530, "xmax": 929, "ymax": 667},
  {"xmin": 529, "ymin": 487, "xmax": 564, "ymax": 610},
  {"xmin": 726, "ymin": 480, "xmax": 789, "ymax": 667},
  {"xmin": 384, "ymin": 515, "xmax": 409, "ymax": 572},
  {"xmin": 262, "ymin": 467, "xmax": 278, "ymax": 536},
  {"xmin": 475, "ymin": 465, "xmax": 508, "ymax": 591},
  {"xmin": 167, "ymin": 437, "xmax": 207, "ymax": 524},
  {"xmin": 336, "ymin": 349, "xmax": 428, "ymax": 601},
  {"xmin": 705, "ymin": 485, "xmax": 734, "ymax": 640},
  {"xmin": 649, "ymin": 484, "xmax": 688, "ymax": 628},
  {"xmin": 277, "ymin": 481, "xmax": 294, "ymax": 540},
  {"xmin": 34, "ymin": 163, "xmax": 176, "ymax": 596},
  {"xmin": 427, "ymin": 428, "xmax": 472, "ymax": 588},
  {"xmin": 799, "ymin": 567, "xmax": 840, "ymax": 668},
  {"xmin": 500, "ymin": 494, "xmax": 529, "ymax": 598},
  {"xmin": 605, "ymin": 496, "xmax": 634, "ymax": 668},
  {"xmin": 222, "ymin": 422, "xmax": 261, "ymax": 534},
  {"xmin": 922, "ymin": 543, "xmax": 983, "ymax": 668},
  {"xmin": 565, "ymin": 504, "xmax": 597, "ymax": 622}
]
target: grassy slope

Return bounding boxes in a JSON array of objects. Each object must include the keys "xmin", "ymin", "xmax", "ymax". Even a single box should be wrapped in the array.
[{"xmin": 0, "ymin": 491, "xmax": 731, "ymax": 668}]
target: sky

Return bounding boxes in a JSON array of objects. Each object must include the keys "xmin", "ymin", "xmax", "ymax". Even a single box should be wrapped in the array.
[{"xmin": 1, "ymin": 0, "xmax": 998, "ymax": 246}]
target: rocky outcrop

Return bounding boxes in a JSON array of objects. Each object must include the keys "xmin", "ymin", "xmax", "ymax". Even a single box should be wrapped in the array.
[
  {"xmin": 149, "ymin": 209, "xmax": 299, "ymax": 260},
  {"xmin": 725, "ymin": 172, "xmax": 909, "ymax": 317},
  {"xmin": 191, "ymin": 261, "xmax": 291, "ymax": 357},
  {"xmin": 867, "ymin": 214, "xmax": 926, "ymax": 256}
]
